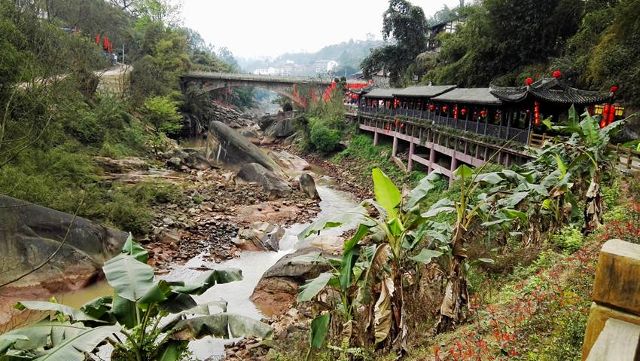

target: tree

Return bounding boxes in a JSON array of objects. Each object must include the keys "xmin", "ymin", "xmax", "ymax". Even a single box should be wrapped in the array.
[{"xmin": 361, "ymin": 0, "xmax": 429, "ymax": 86}]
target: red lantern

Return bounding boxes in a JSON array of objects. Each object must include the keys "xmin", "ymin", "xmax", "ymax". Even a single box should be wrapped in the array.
[
  {"xmin": 442, "ymin": 105, "xmax": 448, "ymax": 113},
  {"xmin": 429, "ymin": 104, "xmax": 436, "ymax": 112},
  {"xmin": 552, "ymin": 70, "xmax": 562, "ymax": 79},
  {"xmin": 461, "ymin": 107, "xmax": 467, "ymax": 117},
  {"xmin": 525, "ymin": 77, "xmax": 534, "ymax": 86},
  {"xmin": 453, "ymin": 105, "xmax": 459, "ymax": 120},
  {"xmin": 610, "ymin": 85, "xmax": 619, "ymax": 94},
  {"xmin": 534, "ymin": 101, "xmax": 541, "ymax": 126}
]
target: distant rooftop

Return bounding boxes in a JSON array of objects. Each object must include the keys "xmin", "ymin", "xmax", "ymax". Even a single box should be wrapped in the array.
[
  {"xmin": 432, "ymin": 88, "xmax": 502, "ymax": 105},
  {"xmin": 393, "ymin": 85, "xmax": 457, "ymax": 98},
  {"xmin": 363, "ymin": 88, "xmax": 403, "ymax": 99}
]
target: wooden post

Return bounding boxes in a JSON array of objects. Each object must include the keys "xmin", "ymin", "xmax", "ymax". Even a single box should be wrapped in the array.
[{"xmin": 627, "ymin": 147, "xmax": 632, "ymax": 170}]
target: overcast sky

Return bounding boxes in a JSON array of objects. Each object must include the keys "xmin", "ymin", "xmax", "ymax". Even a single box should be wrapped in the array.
[{"xmin": 181, "ymin": 0, "xmax": 461, "ymax": 59}]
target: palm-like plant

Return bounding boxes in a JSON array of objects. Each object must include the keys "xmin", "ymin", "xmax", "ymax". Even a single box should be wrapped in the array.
[{"xmin": 0, "ymin": 237, "xmax": 271, "ymax": 361}]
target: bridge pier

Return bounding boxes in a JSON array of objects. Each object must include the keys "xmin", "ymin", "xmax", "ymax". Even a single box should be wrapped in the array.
[
  {"xmin": 450, "ymin": 154, "xmax": 458, "ymax": 187},
  {"xmin": 428, "ymin": 145, "xmax": 436, "ymax": 173},
  {"xmin": 373, "ymin": 131, "xmax": 379, "ymax": 146},
  {"xmin": 392, "ymin": 135, "xmax": 398, "ymax": 157}
]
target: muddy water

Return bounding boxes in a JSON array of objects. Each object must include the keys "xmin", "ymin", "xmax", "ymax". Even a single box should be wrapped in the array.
[
  {"xmin": 165, "ymin": 182, "xmax": 357, "ymax": 360},
  {"xmin": 39, "ymin": 180, "xmax": 357, "ymax": 361}
]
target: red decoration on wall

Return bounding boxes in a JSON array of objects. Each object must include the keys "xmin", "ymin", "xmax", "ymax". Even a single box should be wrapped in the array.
[
  {"xmin": 95, "ymin": 34, "xmax": 101, "ymax": 45},
  {"xmin": 453, "ymin": 105, "xmax": 458, "ymax": 120},
  {"xmin": 607, "ymin": 104, "xmax": 616, "ymax": 126},
  {"xmin": 525, "ymin": 77, "xmax": 534, "ymax": 86},
  {"xmin": 552, "ymin": 70, "xmax": 562, "ymax": 79}
]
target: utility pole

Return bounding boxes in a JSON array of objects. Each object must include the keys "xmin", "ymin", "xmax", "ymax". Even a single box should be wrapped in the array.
[{"xmin": 122, "ymin": 44, "xmax": 125, "ymax": 64}]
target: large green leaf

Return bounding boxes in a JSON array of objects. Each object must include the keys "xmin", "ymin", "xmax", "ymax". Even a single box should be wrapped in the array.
[
  {"xmin": 111, "ymin": 295, "xmax": 137, "ymax": 329},
  {"xmin": 15, "ymin": 301, "xmax": 98, "ymax": 323},
  {"xmin": 103, "ymin": 254, "xmax": 155, "ymax": 302},
  {"xmin": 454, "ymin": 164, "xmax": 474, "ymax": 181},
  {"xmin": 298, "ymin": 205, "xmax": 369, "ymax": 241},
  {"xmin": 409, "ymin": 249, "xmax": 443, "ymax": 265},
  {"xmin": 34, "ymin": 325, "xmax": 118, "ymax": 361},
  {"xmin": 404, "ymin": 171, "xmax": 442, "ymax": 210},
  {"xmin": 498, "ymin": 191, "xmax": 530, "ymax": 208},
  {"xmin": 172, "ymin": 268, "xmax": 242, "ymax": 295},
  {"xmin": 170, "ymin": 314, "xmax": 271, "ymax": 340},
  {"xmin": 139, "ymin": 280, "xmax": 173, "ymax": 306},
  {"xmin": 156, "ymin": 340, "xmax": 187, "ymax": 361},
  {"xmin": 121, "ymin": 235, "xmax": 148, "ymax": 263},
  {"xmin": 80, "ymin": 297, "xmax": 113, "ymax": 322},
  {"xmin": 297, "ymin": 273, "xmax": 333, "ymax": 303},
  {"xmin": 372, "ymin": 168, "xmax": 401, "ymax": 218},
  {"xmin": 339, "ymin": 248, "xmax": 358, "ymax": 292},
  {"xmin": 309, "ymin": 313, "xmax": 331, "ymax": 350},
  {"xmin": 343, "ymin": 224, "xmax": 370, "ymax": 253},
  {"xmin": 422, "ymin": 199, "xmax": 455, "ymax": 218}
]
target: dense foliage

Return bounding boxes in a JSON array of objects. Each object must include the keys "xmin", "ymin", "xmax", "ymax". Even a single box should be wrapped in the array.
[
  {"xmin": 0, "ymin": 238, "xmax": 271, "ymax": 361},
  {"xmin": 0, "ymin": 0, "xmax": 235, "ymax": 233},
  {"xmin": 366, "ymin": 0, "xmax": 640, "ymax": 108}
]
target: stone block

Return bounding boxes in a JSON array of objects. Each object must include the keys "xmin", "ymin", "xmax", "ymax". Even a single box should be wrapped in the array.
[
  {"xmin": 592, "ymin": 239, "xmax": 640, "ymax": 315},
  {"xmin": 585, "ymin": 318, "xmax": 640, "ymax": 361},
  {"xmin": 582, "ymin": 303, "xmax": 640, "ymax": 360}
]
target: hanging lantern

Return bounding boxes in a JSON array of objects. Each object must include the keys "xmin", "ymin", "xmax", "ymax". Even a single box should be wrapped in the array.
[
  {"xmin": 610, "ymin": 85, "xmax": 619, "ymax": 94},
  {"xmin": 552, "ymin": 70, "xmax": 562, "ymax": 79},
  {"xmin": 442, "ymin": 105, "xmax": 448, "ymax": 113},
  {"xmin": 534, "ymin": 101, "xmax": 541, "ymax": 126},
  {"xmin": 461, "ymin": 107, "xmax": 467, "ymax": 117},
  {"xmin": 453, "ymin": 105, "xmax": 459, "ymax": 120},
  {"xmin": 429, "ymin": 104, "xmax": 436, "ymax": 112},
  {"xmin": 525, "ymin": 77, "xmax": 534, "ymax": 86}
]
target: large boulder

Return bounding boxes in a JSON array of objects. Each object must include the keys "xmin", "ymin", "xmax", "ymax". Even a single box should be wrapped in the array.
[
  {"xmin": 208, "ymin": 121, "xmax": 279, "ymax": 171},
  {"xmin": 298, "ymin": 173, "xmax": 320, "ymax": 200},
  {"xmin": 236, "ymin": 163, "xmax": 292, "ymax": 197},
  {"xmin": 0, "ymin": 196, "xmax": 128, "ymax": 289},
  {"xmin": 264, "ymin": 117, "xmax": 297, "ymax": 138},
  {"xmin": 236, "ymin": 222, "xmax": 285, "ymax": 251},
  {"xmin": 250, "ymin": 247, "xmax": 334, "ymax": 316}
]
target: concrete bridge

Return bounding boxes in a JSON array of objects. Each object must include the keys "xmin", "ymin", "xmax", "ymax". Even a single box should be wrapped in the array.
[{"xmin": 181, "ymin": 72, "xmax": 335, "ymax": 108}]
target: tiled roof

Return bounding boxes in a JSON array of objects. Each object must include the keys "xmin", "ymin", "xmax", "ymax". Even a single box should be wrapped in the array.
[
  {"xmin": 393, "ymin": 85, "xmax": 457, "ymax": 98},
  {"xmin": 363, "ymin": 88, "xmax": 403, "ymax": 99},
  {"xmin": 432, "ymin": 88, "xmax": 502, "ymax": 105},
  {"xmin": 490, "ymin": 78, "xmax": 609, "ymax": 105}
]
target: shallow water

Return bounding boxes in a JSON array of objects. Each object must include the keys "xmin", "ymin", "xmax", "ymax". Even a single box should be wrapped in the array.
[{"xmin": 165, "ymin": 183, "xmax": 358, "ymax": 360}]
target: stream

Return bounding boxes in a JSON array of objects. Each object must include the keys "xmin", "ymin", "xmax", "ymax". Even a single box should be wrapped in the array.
[
  {"xmin": 166, "ymin": 182, "xmax": 357, "ymax": 360},
  {"xmin": 52, "ymin": 177, "xmax": 357, "ymax": 360}
]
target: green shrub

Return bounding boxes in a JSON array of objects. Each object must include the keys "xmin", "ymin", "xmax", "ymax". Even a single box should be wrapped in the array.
[
  {"xmin": 141, "ymin": 95, "xmax": 183, "ymax": 136},
  {"xmin": 551, "ymin": 226, "xmax": 584, "ymax": 254},
  {"xmin": 309, "ymin": 118, "xmax": 341, "ymax": 153}
]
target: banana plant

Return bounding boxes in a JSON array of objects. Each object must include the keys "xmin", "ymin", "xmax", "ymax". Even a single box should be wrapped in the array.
[
  {"xmin": 543, "ymin": 106, "xmax": 626, "ymax": 234},
  {"xmin": 297, "ymin": 169, "xmax": 449, "ymax": 353},
  {"xmin": 0, "ymin": 236, "xmax": 271, "ymax": 361}
]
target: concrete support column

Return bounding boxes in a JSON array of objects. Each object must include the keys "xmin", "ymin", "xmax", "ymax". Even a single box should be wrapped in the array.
[
  {"xmin": 373, "ymin": 131, "xmax": 379, "ymax": 146},
  {"xmin": 392, "ymin": 135, "xmax": 398, "ymax": 157},
  {"xmin": 408, "ymin": 141, "xmax": 415, "ymax": 172},
  {"xmin": 450, "ymin": 154, "xmax": 458, "ymax": 186},
  {"xmin": 428, "ymin": 145, "xmax": 436, "ymax": 173}
]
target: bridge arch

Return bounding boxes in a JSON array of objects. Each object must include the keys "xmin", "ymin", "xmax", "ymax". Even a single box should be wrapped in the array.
[
  {"xmin": 180, "ymin": 72, "xmax": 334, "ymax": 109},
  {"xmin": 201, "ymin": 83, "xmax": 307, "ymax": 108}
]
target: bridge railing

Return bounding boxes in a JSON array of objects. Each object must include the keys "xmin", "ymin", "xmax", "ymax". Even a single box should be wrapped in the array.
[
  {"xmin": 358, "ymin": 106, "xmax": 530, "ymax": 144},
  {"xmin": 183, "ymin": 71, "xmax": 336, "ymax": 84}
]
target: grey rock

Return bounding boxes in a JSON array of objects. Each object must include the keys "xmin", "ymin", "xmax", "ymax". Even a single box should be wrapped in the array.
[
  {"xmin": 207, "ymin": 121, "xmax": 279, "ymax": 171},
  {"xmin": 236, "ymin": 163, "xmax": 291, "ymax": 197},
  {"xmin": 0, "ymin": 196, "xmax": 128, "ymax": 288},
  {"xmin": 264, "ymin": 117, "xmax": 297, "ymax": 138},
  {"xmin": 298, "ymin": 173, "xmax": 320, "ymax": 200}
]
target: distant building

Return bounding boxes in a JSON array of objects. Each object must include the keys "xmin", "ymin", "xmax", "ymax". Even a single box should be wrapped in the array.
[{"xmin": 427, "ymin": 18, "xmax": 465, "ymax": 52}]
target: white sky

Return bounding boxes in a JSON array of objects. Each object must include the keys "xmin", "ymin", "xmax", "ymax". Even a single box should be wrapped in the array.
[{"xmin": 181, "ymin": 0, "xmax": 461, "ymax": 59}]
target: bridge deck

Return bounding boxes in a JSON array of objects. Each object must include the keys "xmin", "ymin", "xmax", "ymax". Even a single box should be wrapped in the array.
[{"xmin": 182, "ymin": 71, "xmax": 335, "ymax": 85}]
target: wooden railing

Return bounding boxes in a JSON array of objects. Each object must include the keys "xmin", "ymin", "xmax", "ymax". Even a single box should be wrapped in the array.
[{"xmin": 610, "ymin": 144, "xmax": 640, "ymax": 172}]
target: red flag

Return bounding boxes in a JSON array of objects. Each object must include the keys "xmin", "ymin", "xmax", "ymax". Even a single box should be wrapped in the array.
[{"xmin": 95, "ymin": 34, "xmax": 101, "ymax": 45}]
